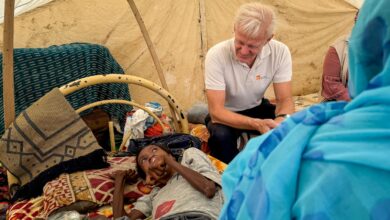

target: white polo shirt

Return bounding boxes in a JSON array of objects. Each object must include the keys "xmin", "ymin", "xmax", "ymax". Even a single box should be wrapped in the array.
[{"xmin": 205, "ymin": 38, "xmax": 292, "ymax": 111}]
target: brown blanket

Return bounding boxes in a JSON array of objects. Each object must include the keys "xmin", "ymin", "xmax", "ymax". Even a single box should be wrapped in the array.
[{"xmin": 0, "ymin": 88, "xmax": 108, "ymax": 201}]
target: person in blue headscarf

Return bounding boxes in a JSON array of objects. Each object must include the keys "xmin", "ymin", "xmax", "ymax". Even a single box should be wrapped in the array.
[{"xmin": 219, "ymin": 0, "xmax": 390, "ymax": 219}]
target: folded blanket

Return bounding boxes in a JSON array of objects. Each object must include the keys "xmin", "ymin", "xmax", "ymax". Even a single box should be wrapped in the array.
[{"xmin": 0, "ymin": 88, "xmax": 109, "ymax": 201}]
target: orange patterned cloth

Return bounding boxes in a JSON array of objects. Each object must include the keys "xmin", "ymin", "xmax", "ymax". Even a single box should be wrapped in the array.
[
  {"xmin": 190, "ymin": 124, "xmax": 227, "ymax": 173},
  {"xmin": 208, "ymin": 155, "xmax": 227, "ymax": 174},
  {"xmin": 190, "ymin": 124, "xmax": 210, "ymax": 154}
]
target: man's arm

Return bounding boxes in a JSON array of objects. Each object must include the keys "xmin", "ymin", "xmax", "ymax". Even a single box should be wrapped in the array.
[
  {"xmin": 273, "ymin": 81, "xmax": 295, "ymax": 124},
  {"xmin": 206, "ymin": 89, "xmax": 278, "ymax": 134}
]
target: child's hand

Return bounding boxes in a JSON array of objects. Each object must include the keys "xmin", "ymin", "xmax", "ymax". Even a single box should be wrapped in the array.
[
  {"xmin": 110, "ymin": 170, "xmax": 127, "ymax": 179},
  {"xmin": 125, "ymin": 169, "xmax": 138, "ymax": 184},
  {"xmin": 111, "ymin": 170, "xmax": 138, "ymax": 183}
]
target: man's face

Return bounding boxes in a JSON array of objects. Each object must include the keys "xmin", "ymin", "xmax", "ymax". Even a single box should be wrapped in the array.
[
  {"xmin": 234, "ymin": 28, "xmax": 270, "ymax": 67},
  {"xmin": 137, "ymin": 145, "xmax": 173, "ymax": 186}
]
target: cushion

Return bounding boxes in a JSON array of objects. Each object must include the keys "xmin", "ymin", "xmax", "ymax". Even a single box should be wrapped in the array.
[{"xmin": 0, "ymin": 88, "xmax": 108, "ymax": 201}]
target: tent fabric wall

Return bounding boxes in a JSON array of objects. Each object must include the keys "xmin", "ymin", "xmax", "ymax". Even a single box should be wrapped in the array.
[
  {"xmin": 0, "ymin": 0, "xmax": 53, "ymax": 23},
  {"xmin": 0, "ymin": 0, "xmax": 358, "ymax": 112}
]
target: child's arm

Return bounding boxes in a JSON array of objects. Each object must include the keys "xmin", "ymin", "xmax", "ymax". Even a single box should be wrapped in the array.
[
  {"xmin": 128, "ymin": 209, "xmax": 147, "ymax": 220},
  {"xmin": 112, "ymin": 170, "xmax": 146, "ymax": 219},
  {"xmin": 164, "ymin": 154, "xmax": 216, "ymax": 198}
]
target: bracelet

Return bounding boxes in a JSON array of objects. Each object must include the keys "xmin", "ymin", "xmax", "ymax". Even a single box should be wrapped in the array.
[{"xmin": 275, "ymin": 114, "xmax": 290, "ymax": 119}]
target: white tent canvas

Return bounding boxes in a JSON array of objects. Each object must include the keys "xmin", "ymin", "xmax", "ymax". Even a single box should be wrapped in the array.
[{"xmin": 0, "ymin": 0, "xmax": 360, "ymax": 111}]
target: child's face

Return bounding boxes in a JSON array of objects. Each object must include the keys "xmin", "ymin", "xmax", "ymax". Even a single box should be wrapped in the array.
[{"xmin": 137, "ymin": 145, "xmax": 173, "ymax": 185}]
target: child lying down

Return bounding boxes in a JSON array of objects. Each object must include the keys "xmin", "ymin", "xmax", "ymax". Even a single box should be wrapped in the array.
[{"xmin": 112, "ymin": 145, "xmax": 223, "ymax": 220}]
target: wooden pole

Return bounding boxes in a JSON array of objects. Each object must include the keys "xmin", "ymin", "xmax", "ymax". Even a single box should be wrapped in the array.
[
  {"xmin": 126, "ymin": 0, "xmax": 181, "ymax": 132},
  {"xmin": 2, "ymin": 0, "xmax": 19, "ymax": 193},
  {"xmin": 199, "ymin": 0, "xmax": 207, "ymax": 98},
  {"xmin": 3, "ymin": 0, "xmax": 15, "ymax": 128},
  {"xmin": 108, "ymin": 121, "xmax": 116, "ymax": 152}
]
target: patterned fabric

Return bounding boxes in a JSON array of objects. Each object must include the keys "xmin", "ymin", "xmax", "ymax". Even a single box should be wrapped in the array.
[
  {"xmin": 220, "ymin": 0, "xmax": 390, "ymax": 219},
  {"xmin": 207, "ymin": 155, "xmax": 227, "ymax": 174},
  {"xmin": 7, "ymin": 196, "xmax": 44, "ymax": 220},
  {"xmin": 7, "ymin": 156, "xmax": 153, "ymax": 219},
  {"xmin": 42, "ymin": 172, "xmax": 95, "ymax": 215},
  {"xmin": 39, "ymin": 156, "xmax": 152, "ymax": 218},
  {"xmin": 0, "ymin": 88, "xmax": 108, "ymax": 201},
  {"xmin": 190, "ymin": 124, "xmax": 210, "ymax": 154},
  {"xmin": 0, "ymin": 42, "xmax": 132, "ymax": 135}
]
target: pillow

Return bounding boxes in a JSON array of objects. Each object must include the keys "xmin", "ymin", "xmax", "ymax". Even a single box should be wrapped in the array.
[{"xmin": 0, "ymin": 88, "xmax": 108, "ymax": 201}]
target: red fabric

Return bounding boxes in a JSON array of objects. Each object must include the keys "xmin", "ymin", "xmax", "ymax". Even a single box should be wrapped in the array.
[
  {"xmin": 8, "ymin": 197, "xmax": 43, "ymax": 220},
  {"xmin": 144, "ymin": 114, "xmax": 173, "ymax": 138},
  {"xmin": 144, "ymin": 123, "xmax": 165, "ymax": 137},
  {"xmin": 321, "ymin": 47, "xmax": 351, "ymax": 101}
]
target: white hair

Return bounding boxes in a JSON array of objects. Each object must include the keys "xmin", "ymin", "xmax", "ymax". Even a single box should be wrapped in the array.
[{"xmin": 234, "ymin": 2, "xmax": 276, "ymax": 39}]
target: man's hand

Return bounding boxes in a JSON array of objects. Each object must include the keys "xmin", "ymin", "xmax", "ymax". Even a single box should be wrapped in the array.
[
  {"xmin": 274, "ymin": 116, "xmax": 286, "ymax": 124},
  {"xmin": 251, "ymin": 118, "xmax": 278, "ymax": 134}
]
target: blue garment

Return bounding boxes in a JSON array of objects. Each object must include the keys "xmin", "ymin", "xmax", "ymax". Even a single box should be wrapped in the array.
[{"xmin": 220, "ymin": 0, "xmax": 390, "ymax": 219}]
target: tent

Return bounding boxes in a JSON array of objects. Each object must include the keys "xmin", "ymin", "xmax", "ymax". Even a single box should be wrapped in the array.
[
  {"xmin": 0, "ymin": 0, "xmax": 364, "ymax": 218},
  {"xmin": 1, "ymin": 0, "xmax": 360, "ymax": 112}
]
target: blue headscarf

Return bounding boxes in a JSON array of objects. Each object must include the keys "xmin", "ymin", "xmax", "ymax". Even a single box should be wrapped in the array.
[{"xmin": 220, "ymin": 0, "xmax": 390, "ymax": 219}]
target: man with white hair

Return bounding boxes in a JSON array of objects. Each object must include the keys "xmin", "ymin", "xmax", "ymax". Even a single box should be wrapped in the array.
[{"xmin": 205, "ymin": 2, "xmax": 294, "ymax": 163}]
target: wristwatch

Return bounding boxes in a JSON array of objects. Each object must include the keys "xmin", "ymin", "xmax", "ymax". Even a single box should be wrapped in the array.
[{"xmin": 275, "ymin": 114, "xmax": 290, "ymax": 119}]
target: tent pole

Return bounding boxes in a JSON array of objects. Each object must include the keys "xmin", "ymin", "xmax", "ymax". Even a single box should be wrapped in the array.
[
  {"xmin": 3, "ymin": 0, "xmax": 15, "ymax": 128},
  {"xmin": 126, "ymin": 0, "xmax": 181, "ymax": 132},
  {"xmin": 199, "ymin": 0, "xmax": 207, "ymax": 100},
  {"xmin": 2, "ymin": 0, "xmax": 19, "ymax": 194}
]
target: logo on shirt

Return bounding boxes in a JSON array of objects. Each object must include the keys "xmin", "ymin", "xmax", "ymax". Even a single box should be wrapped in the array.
[
  {"xmin": 256, "ymin": 74, "xmax": 261, "ymax": 80},
  {"xmin": 155, "ymin": 200, "xmax": 176, "ymax": 219}
]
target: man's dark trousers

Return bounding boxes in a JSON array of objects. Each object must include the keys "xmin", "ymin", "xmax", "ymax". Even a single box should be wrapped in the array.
[{"xmin": 205, "ymin": 98, "xmax": 276, "ymax": 164}]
